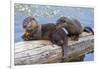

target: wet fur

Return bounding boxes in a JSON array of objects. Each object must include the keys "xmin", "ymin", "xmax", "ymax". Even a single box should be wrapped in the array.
[
  {"xmin": 22, "ymin": 16, "xmax": 68, "ymax": 61},
  {"xmin": 22, "ymin": 16, "xmax": 41, "ymax": 40},
  {"xmin": 49, "ymin": 28, "xmax": 68, "ymax": 61},
  {"xmin": 56, "ymin": 16, "xmax": 94, "ymax": 41},
  {"xmin": 22, "ymin": 16, "xmax": 56, "ymax": 41}
]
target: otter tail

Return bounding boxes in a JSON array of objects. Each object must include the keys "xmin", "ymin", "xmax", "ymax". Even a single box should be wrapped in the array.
[{"xmin": 83, "ymin": 26, "xmax": 94, "ymax": 35}]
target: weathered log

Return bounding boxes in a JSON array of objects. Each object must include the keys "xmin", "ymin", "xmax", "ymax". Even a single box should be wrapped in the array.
[{"xmin": 14, "ymin": 32, "xmax": 94, "ymax": 65}]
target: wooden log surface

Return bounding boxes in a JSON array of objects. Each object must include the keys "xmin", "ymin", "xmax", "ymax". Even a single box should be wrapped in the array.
[{"xmin": 14, "ymin": 32, "xmax": 94, "ymax": 65}]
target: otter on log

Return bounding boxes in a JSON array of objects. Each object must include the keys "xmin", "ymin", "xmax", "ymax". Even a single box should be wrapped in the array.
[
  {"xmin": 22, "ymin": 16, "xmax": 69, "ymax": 61},
  {"xmin": 56, "ymin": 16, "xmax": 94, "ymax": 41},
  {"xmin": 22, "ymin": 16, "xmax": 42, "ymax": 40},
  {"xmin": 49, "ymin": 27, "xmax": 69, "ymax": 61},
  {"xmin": 21, "ymin": 16, "xmax": 93, "ymax": 61},
  {"xmin": 22, "ymin": 16, "xmax": 56, "ymax": 41}
]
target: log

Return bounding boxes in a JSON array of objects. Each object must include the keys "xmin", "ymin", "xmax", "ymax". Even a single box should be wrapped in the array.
[{"xmin": 14, "ymin": 32, "xmax": 94, "ymax": 65}]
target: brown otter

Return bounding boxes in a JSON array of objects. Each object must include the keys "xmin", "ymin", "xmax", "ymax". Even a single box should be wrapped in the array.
[
  {"xmin": 22, "ymin": 16, "xmax": 68, "ymax": 61},
  {"xmin": 22, "ymin": 16, "xmax": 56, "ymax": 41},
  {"xmin": 49, "ymin": 27, "xmax": 68, "ymax": 61},
  {"xmin": 22, "ymin": 16, "xmax": 41, "ymax": 40},
  {"xmin": 56, "ymin": 16, "xmax": 94, "ymax": 41}
]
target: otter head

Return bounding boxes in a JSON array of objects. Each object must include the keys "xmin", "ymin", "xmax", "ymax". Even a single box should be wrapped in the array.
[
  {"xmin": 56, "ymin": 16, "xmax": 71, "ymax": 29},
  {"xmin": 23, "ymin": 16, "xmax": 38, "ymax": 32}
]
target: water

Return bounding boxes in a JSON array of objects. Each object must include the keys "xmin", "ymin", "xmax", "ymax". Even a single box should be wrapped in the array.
[
  {"xmin": 84, "ymin": 53, "xmax": 94, "ymax": 61},
  {"xmin": 14, "ymin": 4, "xmax": 94, "ymax": 61}
]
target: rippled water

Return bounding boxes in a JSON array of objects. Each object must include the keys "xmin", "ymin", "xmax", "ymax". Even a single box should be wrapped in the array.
[{"xmin": 14, "ymin": 4, "xmax": 94, "ymax": 61}]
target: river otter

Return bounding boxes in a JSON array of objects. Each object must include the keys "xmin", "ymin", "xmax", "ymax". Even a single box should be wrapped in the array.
[
  {"xmin": 56, "ymin": 16, "xmax": 94, "ymax": 41},
  {"xmin": 22, "ymin": 16, "xmax": 41, "ymax": 40},
  {"xmin": 49, "ymin": 27, "xmax": 68, "ymax": 61},
  {"xmin": 42, "ymin": 24, "xmax": 69, "ymax": 61},
  {"xmin": 22, "ymin": 16, "xmax": 56, "ymax": 41},
  {"xmin": 22, "ymin": 16, "xmax": 68, "ymax": 61}
]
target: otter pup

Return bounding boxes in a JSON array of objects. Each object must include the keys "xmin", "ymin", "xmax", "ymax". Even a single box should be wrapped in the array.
[
  {"xmin": 22, "ymin": 16, "xmax": 68, "ymax": 61},
  {"xmin": 22, "ymin": 16, "xmax": 41, "ymax": 40},
  {"xmin": 22, "ymin": 16, "xmax": 56, "ymax": 41},
  {"xmin": 49, "ymin": 27, "xmax": 69, "ymax": 61},
  {"xmin": 56, "ymin": 16, "xmax": 94, "ymax": 41}
]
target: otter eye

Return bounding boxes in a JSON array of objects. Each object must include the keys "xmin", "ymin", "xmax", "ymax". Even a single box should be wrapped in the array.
[
  {"xmin": 58, "ymin": 19, "xmax": 66, "ymax": 23},
  {"xmin": 23, "ymin": 22, "xmax": 27, "ymax": 28},
  {"xmin": 62, "ymin": 20, "xmax": 66, "ymax": 23},
  {"xmin": 32, "ymin": 18, "xmax": 35, "ymax": 20}
]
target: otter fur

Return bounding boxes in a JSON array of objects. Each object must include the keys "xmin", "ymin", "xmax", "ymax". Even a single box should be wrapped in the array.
[
  {"xmin": 22, "ymin": 16, "xmax": 56, "ymax": 41},
  {"xmin": 56, "ymin": 16, "xmax": 94, "ymax": 40},
  {"xmin": 22, "ymin": 16, "xmax": 68, "ymax": 61},
  {"xmin": 22, "ymin": 16, "xmax": 41, "ymax": 40},
  {"xmin": 49, "ymin": 27, "xmax": 68, "ymax": 61}
]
